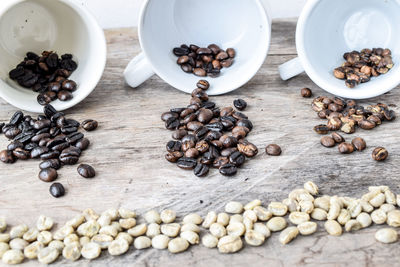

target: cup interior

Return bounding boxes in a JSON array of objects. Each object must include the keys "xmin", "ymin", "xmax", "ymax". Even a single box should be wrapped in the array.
[
  {"xmin": 139, "ymin": 0, "xmax": 270, "ymax": 95},
  {"xmin": 0, "ymin": 0, "xmax": 106, "ymax": 113},
  {"xmin": 298, "ymin": 0, "xmax": 400, "ymax": 99}
]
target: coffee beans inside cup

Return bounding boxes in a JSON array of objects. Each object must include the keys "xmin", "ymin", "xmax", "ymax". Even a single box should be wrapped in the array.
[
  {"xmin": 9, "ymin": 51, "xmax": 79, "ymax": 105},
  {"xmin": 161, "ymin": 80, "xmax": 258, "ymax": 177},
  {"xmin": 333, "ymin": 48, "xmax": 394, "ymax": 88},
  {"xmin": 0, "ymin": 104, "xmax": 97, "ymax": 197},
  {"xmin": 173, "ymin": 44, "xmax": 235, "ymax": 77}
]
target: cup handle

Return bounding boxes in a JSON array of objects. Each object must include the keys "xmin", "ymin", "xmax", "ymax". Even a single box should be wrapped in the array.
[
  {"xmin": 124, "ymin": 52, "xmax": 155, "ymax": 88},
  {"xmin": 278, "ymin": 57, "xmax": 304, "ymax": 81}
]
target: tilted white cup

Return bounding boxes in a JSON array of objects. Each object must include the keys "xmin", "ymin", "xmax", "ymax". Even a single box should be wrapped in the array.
[
  {"xmin": 0, "ymin": 0, "xmax": 107, "ymax": 113},
  {"xmin": 279, "ymin": 0, "xmax": 400, "ymax": 99},
  {"xmin": 124, "ymin": 0, "xmax": 272, "ymax": 95}
]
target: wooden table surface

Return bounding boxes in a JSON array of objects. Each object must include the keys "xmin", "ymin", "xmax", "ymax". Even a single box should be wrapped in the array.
[{"xmin": 1, "ymin": 18, "xmax": 400, "ymax": 267}]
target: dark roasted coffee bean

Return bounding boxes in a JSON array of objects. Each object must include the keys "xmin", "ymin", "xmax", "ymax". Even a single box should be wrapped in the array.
[
  {"xmin": 161, "ymin": 112, "xmax": 179, "ymax": 122},
  {"xmin": 44, "ymin": 104, "xmax": 57, "ymax": 119},
  {"xmin": 24, "ymin": 142, "xmax": 38, "ymax": 151},
  {"xmin": 181, "ymin": 64, "xmax": 192, "ymax": 73},
  {"xmin": 185, "ymin": 148, "xmax": 199, "ymax": 158},
  {"xmin": 314, "ymin": 124, "xmax": 330, "ymax": 134},
  {"xmin": 59, "ymin": 154, "xmax": 79, "ymax": 165},
  {"xmin": 66, "ymin": 132, "xmax": 84, "ymax": 144},
  {"xmin": 165, "ymin": 151, "xmax": 184, "ymax": 163},
  {"xmin": 229, "ymin": 151, "xmax": 245, "ymax": 167},
  {"xmin": 265, "ymin": 144, "xmax": 282, "ymax": 156},
  {"xmin": 4, "ymin": 126, "xmax": 21, "ymax": 139},
  {"xmin": 9, "ymin": 111, "xmax": 24, "ymax": 125},
  {"xmin": 30, "ymin": 146, "xmax": 49, "ymax": 158},
  {"xmin": 165, "ymin": 117, "xmax": 180, "ymax": 130},
  {"xmin": 51, "ymin": 142, "xmax": 70, "ymax": 152},
  {"xmin": 197, "ymin": 48, "xmax": 212, "ymax": 55},
  {"xmin": 220, "ymin": 58, "xmax": 234, "ymax": 68},
  {"xmin": 196, "ymin": 109, "xmax": 212, "ymax": 124},
  {"xmin": 40, "ymin": 159, "xmax": 61, "ymax": 170},
  {"xmin": 219, "ymin": 163, "xmax": 237, "ymax": 176},
  {"xmin": 226, "ymin": 48, "xmax": 236, "ymax": 58},
  {"xmin": 62, "ymin": 80, "xmax": 77, "ymax": 91},
  {"xmin": 49, "ymin": 182, "xmax": 65, "ymax": 198},
  {"xmin": 37, "ymin": 93, "xmax": 51, "ymax": 105},
  {"xmin": 75, "ymin": 138, "xmax": 90, "ymax": 150},
  {"xmin": 177, "ymin": 157, "xmax": 197, "ymax": 170},
  {"xmin": 7, "ymin": 141, "xmax": 24, "ymax": 151},
  {"xmin": 220, "ymin": 135, "xmax": 238, "ymax": 148},
  {"xmin": 220, "ymin": 147, "xmax": 238, "ymax": 157},
  {"xmin": 192, "ymin": 89, "xmax": 209, "ymax": 102},
  {"xmin": 31, "ymin": 133, "xmax": 51, "ymax": 143},
  {"xmin": 187, "ymin": 121, "xmax": 203, "ymax": 132},
  {"xmin": 46, "ymin": 53, "xmax": 59, "ymax": 68},
  {"xmin": 338, "ymin": 142, "xmax": 354, "ymax": 154},
  {"xmin": 237, "ymin": 119, "xmax": 253, "ymax": 131},
  {"xmin": 196, "ymin": 80, "xmax": 209, "ymax": 90},
  {"xmin": 46, "ymin": 136, "xmax": 65, "ymax": 149},
  {"xmin": 372, "ymin": 147, "xmax": 388, "ymax": 161},
  {"xmin": 39, "ymin": 138, "xmax": 51, "ymax": 147},
  {"xmin": 220, "ymin": 119, "xmax": 234, "ymax": 130},
  {"xmin": 320, "ymin": 136, "xmax": 336, "ymax": 148},
  {"xmin": 39, "ymin": 168, "xmax": 58, "ymax": 182},
  {"xmin": 81, "ymin": 119, "xmax": 98, "ymax": 131},
  {"xmin": 61, "ymin": 126, "xmax": 78, "ymax": 134},
  {"xmin": 207, "ymin": 44, "xmax": 221, "ymax": 55},
  {"xmin": 210, "ymin": 140, "xmax": 223, "ymax": 150},
  {"xmin": 13, "ymin": 148, "xmax": 30, "ymax": 160},
  {"xmin": 172, "ymin": 129, "xmax": 187, "ymax": 140},
  {"xmin": 202, "ymin": 101, "xmax": 215, "ymax": 109},
  {"xmin": 206, "ymin": 122, "xmax": 224, "ymax": 132},
  {"xmin": 232, "ymin": 112, "xmax": 248, "ymax": 120},
  {"xmin": 331, "ymin": 132, "xmax": 345, "ymax": 143},
  {"xmin": 77, "ymin": 164, "xmax": 96, "ymax": 178},
  {"xmin": 48, "ymin": 82, "xmax": 61, "ymax": 92},
  {"xmin": 233, "ymin": 99, "xmax": 247, "ymax": 111},
  {"xmin": 173, "ymin": 47, "xmax": 189, "ymax": 56},
  {"xmin": 301, "ymin": 88, "xmax": 312, "ymax": 98},
  {"xmin": 33, "ymin": 119, "xmax": 51, "ymax": 130},
  {"xmin": 166, "ymin": 140, "xmax": 182, "ymax": 152},
  {"xmin": 14, "ymin": 132, "xmax": 35, "ymax": 144},
  {"xmin": 194, "ymin": 163, "xmax": 209, "ymax": 177},
  {"xmin": 9, "ymin": 66, "xmax": 25, "ymax": 79},
  {"xmin": 383, "ymin": 109, "xmax": 396, "ymax": 121},
  {"xmin": 58, "ymin": 90, "xmax": 73, "ymax": 101},
  {"xmin": 194, "ymin": 126, "xmax": 209, "ymax": 139},
  {"xmin": 0, "ymin": 150, "xmax": 15, "ymax": 163},
  {"xmin": 352, "ymin": 137, "xmax": 366, "ymax": 151}
]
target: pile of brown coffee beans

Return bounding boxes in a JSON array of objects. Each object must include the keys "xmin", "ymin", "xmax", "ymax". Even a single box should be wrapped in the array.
[
  {"xmin": 333, "ymin": 48, "xmax": 394, "ymax": 88},
  {"xmin": 0, "ymin": 104, "xmax": 97, "ymax": 197},
  {"xmin": 161, "ymin": 80, "xmax": 258, "ymax": 177},
  {"xmin": 9, "ymin": 51, "xmax": 78, "ymax": 105},
  {"xmin": 173, "ymin": 44, "xmax": 235, "ymax": 77}
]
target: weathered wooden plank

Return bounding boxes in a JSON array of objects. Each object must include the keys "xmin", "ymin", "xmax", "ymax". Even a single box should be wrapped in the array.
[{"xmin": 0, "ymin": 18, "xmax": 399, "ymax": 266}]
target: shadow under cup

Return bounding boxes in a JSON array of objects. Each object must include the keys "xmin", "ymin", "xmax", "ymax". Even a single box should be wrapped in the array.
[
  {"xmin": 0, "ymin": 0, "xmax": 106, "ymax": 113},
  {"xmin": 299, "ymin": 0, "xmax": 400, "ymax": 99},
  {"xmin": 140, "ymin": 0, "xmax": 270, "ymax": 95}
]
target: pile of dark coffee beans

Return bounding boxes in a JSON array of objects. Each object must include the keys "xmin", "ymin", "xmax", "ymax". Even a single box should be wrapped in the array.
[
  {"xmin": 161, "ymin": 80, "xmax": 258, "ymax": 177},
  {"xmin": 310, "ymin": 94, "xmax": 394, "ymax": 161},
  {"xmin": 0, "ymin": 104, "xmax": 97, "ymax": 197},
  {"xmin": 9, "ymin": 51, "xmax": 78, "ymax": 105},
  {"xmin": 333, "ymin": 48, "xmax": 394, "ymax": 88},
  {"xmin": 173, "ymin": 44, "xmax": 235, "ymax": 77}
]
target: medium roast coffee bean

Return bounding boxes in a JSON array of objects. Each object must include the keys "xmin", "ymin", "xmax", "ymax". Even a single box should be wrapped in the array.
[
  {"xmin": 172, "ymin": 129, "xmax": 187, "ymax": 140},
  {"xmin": 301, "ymin": 88, "xmax": 312, "ymax": 98},
  {"xmin": 229, "ymin": 151, "xmax": 245, "ymax": 167},
  {"xmin": 77, "ymin": 164, "xmax": 96, "ymax": 178},
  {"xmin": 49, "ymin": 182, "xmax": 65, "ymax": 198},
  {"xmin": 338, "ymin": 142, "xmax": 354, "ymax": 154},
  {"xmin": 213, "ymin": 157, "xmax": 229, "ymax": 168},
  {"xmin": 165, "ymin": 151, "xmax": 184, "ymax": 163},
  {"xmin": 0, "ymin": 150, "xmax": 15, "ymax": 163},
  {"xmin": 352, "ymin": 137, "xmax": 366, "ymax": 151},
  {"xmin": 39, "ymin": 168, "xmax": 58, "ymax": 182},
  {"xmin": 237, "ymin": 140, "xmax": 258, "ymax": 157},
  {"xmin": 219, "ymin": 163, "xmax": 237, "ymax": 176},
  {"xmin": 372, "ymin": 147, "xmax": 388, "ymax": 161},
  {"xmin": 82, "ymin": 119, "xmax": 98, "ymax": 131},
  {"xmin": 314, "ymin": 124, "xmax": 330, "ymax": 134},
  {"xmin": 13, "ymin": 148, "xmax": 30, "ymax": 160},
  {"xmin": 185, "ymin": 148, "xmax": 199, "ymax": 158},
  {"xmin": 197, "ymin": 109, "xmax": 213, "ymax": 123},
  {"xmin": 320, "ymin": 136, "xmax": 335, "ymax": 148},
  {"xmin": 265, "ymin": 144, "xmax": 282, "ymax": 156},
  {"xmin": 195, "ymin": 140, "xmax": 209, "ymax": 154},
  {"xmin": 196, "ymin": 80, "xmax": 209, "ymax": 90},
  {"xmin": 233, "ymin": 99, "xmax": 247, "ymax": 111},
  {"xmin": 194, "ymin": 163, "xmax": 209, "ymax": 177},
  {"xmin": 177, "ymin": 157, "xmax": 197, "ymax": 170},
  {"xmin": 331, "ymin": 132, "xmax": 345, "ymax": 143}
]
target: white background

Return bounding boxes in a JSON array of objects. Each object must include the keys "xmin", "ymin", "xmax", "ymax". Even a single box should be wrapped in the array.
[{"xmin": 77, "ymin": 0, "xmax": 306, "ymax": 29}]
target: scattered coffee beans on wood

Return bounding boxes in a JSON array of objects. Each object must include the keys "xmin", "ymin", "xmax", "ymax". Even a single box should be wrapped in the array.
[
  {"xmin": 372, "ymin": 147, "xmax": 389, "ymax": 161},
  {"xmin": 173, "ymin": 44, "xmax": 235, "ymax": 77},
  {"xmin": 333, "ymin": 48, "xmax": 394, "ymax": 88},
  {"xmin": 161, "ymin": 80, "xmax": 258, "ymax": 177},
  {"xmin": 1, "ymin": 181, "xmax": 399, "ymax": 264},
  {"xmin": 300, "ymin": 88, "xmax": 312, "ymax": 98},
  {"xmin": 9, "ymin": 51, "xmax": 78, "ymax": 105},
  {"xmin": 0, "ymin": 104, "xmax": 97, "ymax": 197}
]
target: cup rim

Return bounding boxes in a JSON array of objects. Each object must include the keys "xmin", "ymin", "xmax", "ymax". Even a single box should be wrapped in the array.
[
  {"xmin": 296, "ymin": 0, "xmax": 400, "ymax": 99},
  {"xmin": 0, "ymin": 0, "xmax": 107, "ymax": 113},
  {"xmin": 137, "ymin": 0, "xmax": 271, "ymax": 95}
]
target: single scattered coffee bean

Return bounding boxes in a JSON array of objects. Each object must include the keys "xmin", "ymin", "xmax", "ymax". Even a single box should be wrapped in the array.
[
  {"xmin": 49, "ymin": 183, "xmax": 65, "ymax": 198},
  {"xmin": 233, "ymin": 99, "xmax": 247, "ymax": 111},
  {"xmin": 372, "ymin": 147, "xmax": 388, "ymax": 161},
  {"xmin": 77, "ymin": 164, "xmax": 96, "ymax": 178},
  {"xmin": 351, "ymin": 137, "xmax": 366, "ymax": 151},
  {"xmin": 82, "ymin": 119, "xmax": 98, "ymax": 131},
  {"xmin": 301, "ymin": 88, "xmax": 312, "ymax": 98},
  {"xmin": 320, "ymin": 136, "xmax": 335, "ymax": 148},
  {"xmin": 338, "ymin": 142, "xmax": 354, "ymax": 154},
  {"xmin": 39, "ymin": 168, "xmax": 58, "ymax": 182},
  {"xmin": 265, "ymin": 144, "xmax": 281, "ymax": 156}
]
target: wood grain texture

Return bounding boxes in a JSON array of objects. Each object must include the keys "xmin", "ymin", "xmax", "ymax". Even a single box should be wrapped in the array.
[{"xmin": 0, "ymin": 18, "xmax": 400, "ymax": 266}]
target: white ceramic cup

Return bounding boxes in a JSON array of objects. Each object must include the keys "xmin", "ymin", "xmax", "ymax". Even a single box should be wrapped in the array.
[
  {"xmin": 0, "ymin": 0, "xmax": 107, "ymax": 113},
  {"xmin": 279, "ymin": 0, "xmax": 400, "ymax": 99},
  {"xmin": 124, "ymin": 0, "xmax": 271, "ymax": 95}
]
